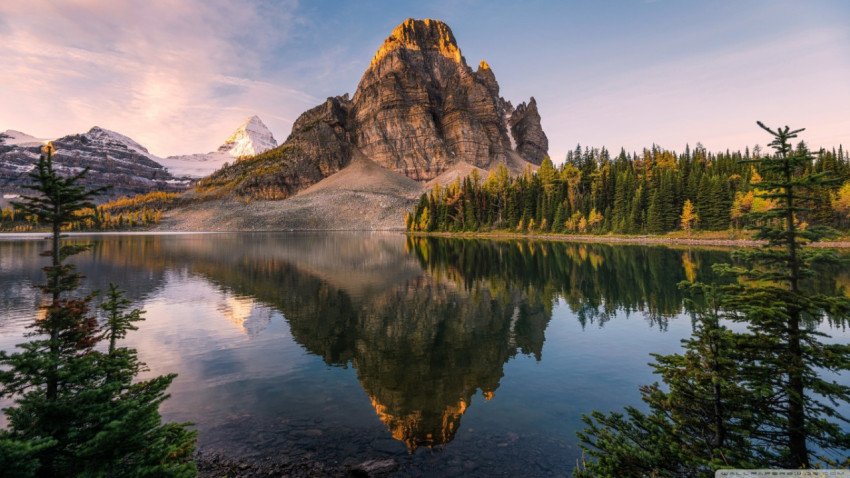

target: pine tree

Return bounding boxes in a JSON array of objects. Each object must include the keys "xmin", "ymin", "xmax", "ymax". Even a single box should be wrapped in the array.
[
  {"xmin": 552, "ymin": 201, "xmax": 566, "ymax": 234},
  {"xmin": 1, "ymin": 144, "xmax": 106, "ymax": 475},
  {"xmin": 78, "ymin": 285, "xmax": 196, "ymax": 476},
  {"xmin": 612, "ymin": 169, "xmax": 634, "ymax": 232},
  {"xmin": 718, "ymin": 122, "xmax": 850, "ymax": 468},
  {"xmin": 697, "ymin": 175, "xmax": 729, "ymax": 230},
  {"xmin": 630, "ymin": 183, "xmax": 646, "ymax": 233},
  {"xmin": 576, "ymin": 284, "xmax": 759, "ymax": 477},
  {"xmin": 646, "ymin": 188, "xmax": 664, "ymax": 234},
  {"xmin": 0, "ymin": 145, "xmax": 196, "ymax": 476},
  {"xmin": 575, "ymin": 122, "xmax": 850, "ymax": 475}
]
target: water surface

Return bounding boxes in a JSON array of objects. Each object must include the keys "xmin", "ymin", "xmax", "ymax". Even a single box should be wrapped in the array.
[{"xmin": 1, "ymin": 233, "xmax": 848, "ymax": 476}]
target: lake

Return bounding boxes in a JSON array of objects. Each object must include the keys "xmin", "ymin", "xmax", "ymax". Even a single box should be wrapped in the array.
[{"xmin": 1, "ymin": 232, "xmax": 848, "ymax": 476}]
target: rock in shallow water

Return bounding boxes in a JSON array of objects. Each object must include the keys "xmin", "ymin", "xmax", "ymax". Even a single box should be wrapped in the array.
[{"xmin": 348, "ymin": 458, "xmax": 399, "ymax": 477}]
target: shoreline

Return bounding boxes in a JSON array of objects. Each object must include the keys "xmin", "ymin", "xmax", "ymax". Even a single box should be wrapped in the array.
[
  {"xmin": 3, "ymin": 229, "xmax": 850, "ymax": 249},
  {"xmin": 407, "ymin": 231, "xmax": 850, "ymax": 249}
]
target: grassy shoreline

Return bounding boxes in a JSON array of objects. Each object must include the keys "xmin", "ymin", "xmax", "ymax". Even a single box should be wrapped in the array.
[{"xmin": 407, "ymin": 230, "xmax": 850, "ymax": 249}]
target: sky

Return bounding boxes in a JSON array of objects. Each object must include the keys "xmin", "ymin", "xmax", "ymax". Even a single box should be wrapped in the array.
[{"xmin": 1, "ymin": 0, "xmax": 848, "ymax": 161}]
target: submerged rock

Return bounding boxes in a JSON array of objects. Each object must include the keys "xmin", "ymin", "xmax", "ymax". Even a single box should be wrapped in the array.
[{"xmin": 348, "ymin": 458, "xmax": 399, "ymax": 477}]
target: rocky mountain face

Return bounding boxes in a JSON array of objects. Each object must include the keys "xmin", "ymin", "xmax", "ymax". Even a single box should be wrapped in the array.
[
  {"xmin": 350, "ymin": 19, "xmax": 548, "ymax": 178},
  {"xmin": 508, "ymin": 97, "xmax": 548, "ymax": 165},
  {"xmin": 162, "ymin": 116, "xmax": 278, "ymax": 178},
  {"xmin": 201, "ymin": 18, "xmax": 548, "ymax": 201},
  {"xmin": 0, "ymin": 127, "xmax": 188, "ymax": 202}
]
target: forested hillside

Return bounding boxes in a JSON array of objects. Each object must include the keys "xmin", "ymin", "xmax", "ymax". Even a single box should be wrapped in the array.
[
  {"xmin": 1, "ymin": 191, "xmax": 182, "ymax": 232},
  {"xmin": 406, "ymin": 143, "xmax": 850, "ymax": 234}
]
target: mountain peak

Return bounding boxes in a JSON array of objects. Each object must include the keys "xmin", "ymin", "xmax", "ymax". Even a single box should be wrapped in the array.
[
  {"xmin": 371, "ymin": 18, "xmax": 462, "ymax": 67},
  {"xmin": 197, "ymin": 18, "xmax": 547, "ymax": 208},
  {"xmin": 217, "ymin": 115, "xmax": 278, "ymax": 158},
  {"xmin": 84, "ymin": 126, "xmax": 152, "ymax": 155}
]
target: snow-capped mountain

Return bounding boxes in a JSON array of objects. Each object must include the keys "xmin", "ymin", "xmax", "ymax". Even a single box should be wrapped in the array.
[
  {"xmin": 219, "ymin": 115, "xmax": 278, "ymax": 157},
  {"xmin": 1, "ymin": 126, "xmax": 189, "ymax": 202},
  {"xmin": 1, "ymin": 116, "xmax": 276, "ymax": 200},
  {"xmin": 83, "ymin": 126, "xmax": 158, "ymax": 158},
  {"xmin": 160, "ymin": 116, "xmax": 278, "ymax": 178},
  {"xmin": 0, "ymin": 129, "xmax": 50, "ymax": 147}
]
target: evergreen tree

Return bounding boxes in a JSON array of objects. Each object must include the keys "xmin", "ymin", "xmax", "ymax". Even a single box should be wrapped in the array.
[
  {"xmin": 404, "ymin": 136, "xmax": 849, "ymax": 236},
  {"xmin": 574, "ymin": 122, "xmax": 850, "ymax": 475},
  {"xmin": 697, "ymin": 175, "xmax": 729, "ymax": 230},
  {"xmin": 630, "ymin": 183, "xmax": 646, "ymax": 233},
  {"xmin": 718, "ymin": 122, "xmax": 850, "ymax": 468},
  {"xmin": 646, "ymin": 188, "xmax": 664, "ymax": 234},
  {"xmin": 576, "ymin": 284, "xmax": 758, "ymax": 477},
  {"xmin": 0, "ymin": 145, "xmax": 196, "ymax": 477},
  {"xmin": 552, "ymin": 201, "xmax": 566, "ymax": 234},
  {"xmin": 79, "ymin": 285, "xmax": 197, "ymax": 477}
]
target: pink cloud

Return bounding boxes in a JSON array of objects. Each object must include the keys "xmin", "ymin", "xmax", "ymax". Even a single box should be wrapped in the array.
[{"xmin": 0, "ymin": 0, "xmax": 316, "ymax": 156}]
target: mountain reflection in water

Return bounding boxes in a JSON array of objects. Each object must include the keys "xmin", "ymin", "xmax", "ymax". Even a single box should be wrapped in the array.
[{"xmin": 2, "ymin": 233, "xmax": 847, "ymax": 473}]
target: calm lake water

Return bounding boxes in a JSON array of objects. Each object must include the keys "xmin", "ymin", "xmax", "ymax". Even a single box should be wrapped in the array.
[{"xmin": 1, "ymin": 232, "xmax": 849, "ymax": 476}]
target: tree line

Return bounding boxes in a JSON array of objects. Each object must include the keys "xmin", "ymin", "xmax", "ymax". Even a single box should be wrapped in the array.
[
  {"xmin": 1, "ymin": 190, "xmax": 181, "ymax": 232},
  {"xmin": 574, "ymin": 123, "xmax": 850, "ymax": 476},
  {"xmin": 406, "ymin": 142, "xmax": 850, "ymax": 235}
]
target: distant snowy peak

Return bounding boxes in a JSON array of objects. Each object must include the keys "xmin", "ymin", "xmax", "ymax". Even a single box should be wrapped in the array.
[
  {"xmin": 217, "ymin": 115, "xmax": 278, "ymax": 158},
  {"xmin": 1, "ymin": 129, "xmax": 50, "ymax": 147},
  {"xmin": 162, "ymin": 115, "xmax": 278, "ymax": 178}
]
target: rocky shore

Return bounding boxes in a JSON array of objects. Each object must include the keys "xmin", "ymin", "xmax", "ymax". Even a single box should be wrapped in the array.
[{"xmin": 188, "ymin": 412, "xmax": 572, "ymax": 477}]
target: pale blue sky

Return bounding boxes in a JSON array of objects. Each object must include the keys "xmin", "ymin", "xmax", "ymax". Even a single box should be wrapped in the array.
[{"xmin": 1, "ymin": 1, "xmax": 848, "ymax": 160}]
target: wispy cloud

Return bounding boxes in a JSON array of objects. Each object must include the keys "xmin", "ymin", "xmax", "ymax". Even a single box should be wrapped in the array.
[
  {"xmin": 0, "ymin": 0, "xmax": 316, "ymax": 155},
  {"xmin": 538, "ymin": 22, "xmax": 850, "ymax": 159},
  {"xmin": 2, "ymin": 1, "xmax": 847, "ymax": 159}
]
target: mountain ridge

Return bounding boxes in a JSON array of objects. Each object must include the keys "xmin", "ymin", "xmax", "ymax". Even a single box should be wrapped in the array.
[
  {"xmin": 0, "ymin": 126, "xmax": 188, "ymax": 201},
  {"xmin": 4, "ymin": 19, "xmax": 549, "ymax": 230},
  {"xmin": 1, "ymin": 115, "xmax": 279, "ymax": 202}
]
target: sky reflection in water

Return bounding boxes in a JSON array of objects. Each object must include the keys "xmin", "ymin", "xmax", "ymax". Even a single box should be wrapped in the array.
[{"xmin": 1, "ymin": 232, "xmax": 848, "ymax": 475}]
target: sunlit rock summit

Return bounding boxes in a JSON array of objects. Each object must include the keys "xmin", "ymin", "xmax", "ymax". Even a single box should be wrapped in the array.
[
  {"xmin": 199, "ymin": 18, "xmax": 548, "ymax": 200},
  {"xmin": 352, "ymin": 19, "xmax": 548, "ymax": 179}
]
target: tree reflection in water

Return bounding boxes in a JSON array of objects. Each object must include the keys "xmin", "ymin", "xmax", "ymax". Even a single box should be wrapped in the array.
[{"xmin": 5, "ymin": 233, "xmax": 842, "ymax": 455}]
